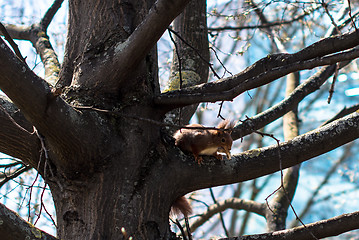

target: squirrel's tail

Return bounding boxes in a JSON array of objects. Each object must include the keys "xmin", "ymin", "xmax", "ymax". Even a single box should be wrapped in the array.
[{"xmin": 171, "ymin": 196, "xmax": 192, "ymax": 217}]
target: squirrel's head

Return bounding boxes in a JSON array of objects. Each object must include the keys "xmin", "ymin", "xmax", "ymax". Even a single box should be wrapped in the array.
[{"xmin": 215, "ymin": 120, "xmax": 235, "ymax": 159}]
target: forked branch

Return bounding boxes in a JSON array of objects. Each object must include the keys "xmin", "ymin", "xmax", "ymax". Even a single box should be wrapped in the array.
[
  {"xmin": 0, "ymin": 0, "xmax": 63, "ymax": 85},
  {"xmin": 78, "ymin": 0, "xmax": 191, "ymax": 94}
]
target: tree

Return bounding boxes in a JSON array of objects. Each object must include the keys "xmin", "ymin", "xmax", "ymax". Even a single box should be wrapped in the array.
[{"xmin": 1, "ymin": 0, "xmax": 359, "ymax": 239}]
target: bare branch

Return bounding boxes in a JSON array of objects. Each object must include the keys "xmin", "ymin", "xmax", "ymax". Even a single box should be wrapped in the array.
[
  {"xmin": 0, "ymin": 165, "xmax": 32, "ymax": 188},
  {"xmin": 190, "ymin": 198, "xmax": 266, "ymax": 232},
  {"xmin": 29, "ymin": 30, "xmax": 61, "ymax": 85},
  {"xmin": 0, "ymin": 22, "xmax": 26, "ymax": 62},
  {"xmin": 35, "ymin": 0, "xmax": 64, "ymax": 85},
  {"xmin": 39, "ymin": 0, "xmax": 65, "ymax": 31},
  {"xmin": 208, "ymin": 12, "xmax": 310, "ymax": 32},
  {"xmin": 0, "ymin": 24, "xmax": 31, "ymax": 41},
  {"xmin": 230, "ymin": 3, "xmax": 356, "ymax": 141},
  {"xmin": 169, "ymin": 111, "xmax": 359, "ymax": 195},
  {"xmin": 321, "ymin": 103, "xmax": 359, "ymax": 126},
  {"xmin": 155, "ymin": 42, "xmax": 359, "ymax": 108},
  {"xmin": 0, "ymin": 0, "xmax": 63, "ymax": 86},
  {"xmin": 0, "ymin": 96, "xmax": 41, "ymax": 167},
  {"xmin": 219, "ymin": 211, "xmax": 359, "ymax": 240},
  {"xmin": 0, "ymin": 202, "xmax": 57, "ymax": 240},
  {"xmin": 155, "ymin": 29, "xmax": 359, "ymax": 108}
]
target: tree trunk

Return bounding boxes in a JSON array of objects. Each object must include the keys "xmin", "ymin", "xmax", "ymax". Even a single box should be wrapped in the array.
[{"xmin": 28, "ymin": 0, "xmax": 188, "ymax": 239}]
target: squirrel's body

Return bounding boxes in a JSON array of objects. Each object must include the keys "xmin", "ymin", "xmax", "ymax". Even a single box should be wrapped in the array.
[
  {"xmin": 171, "ymin": 120, "xmax": 235, "ymax": 217},
  {"xmin": 173, "ymin": 120, "xmax": 234, "ymax": 164}
]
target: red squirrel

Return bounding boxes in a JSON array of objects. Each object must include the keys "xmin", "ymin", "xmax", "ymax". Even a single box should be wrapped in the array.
[
  {"xmin": 173, "ymin": 119, "xmax": 235, "ymax": 165},
  {"xmin": 171, "ymin": 120, "xmax": 235, "ymax": 217}
]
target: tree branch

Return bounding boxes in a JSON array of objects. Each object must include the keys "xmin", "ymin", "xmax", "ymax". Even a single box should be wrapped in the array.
[
  {"xmin": 190, "ymin": 198, "xmax": 266, "ymax": 232},
  {"xmin": 0, "ymin": 0, "xmax": 63, "ymax": 86},
  {"xmin": 0, "ymin": 37, "xmax": 106, "ymax": 176},
  {"xmin": 39, "ymin": 0, "xmax": 65, "ymax": 31},
  {"xmin": 208, "ymin": 11, "xmax": 311, "ymax": 32},
  {"xmin": 219, "ymin": 211, "xmax": 359, "ymax": 240},
  {"xmin": 0, "ymin": 96, "xmax": 41, "ymax": 167},
  {"xmin": 266, "ymin": 71, "xmax": 301, "ymax": 231},
  {"xmin": 321, "ymin": 103, "xmax": 359, "ymax": 126},
  {"xmin": 0, "ymin": 24, "xmax": 31, "ymax": 41},
  {"xmin": 231, "ymin": 3, "xmax": 356, "ymax": 141},
  {"xmin": 155, "ymin": 31, "xmax": 359, "ymax": 109},
  {"xmin": 0, "ymin": 165, "xmax": 32, "ymax": 188},
  {"xmin": 29, "ymin": 29, "xmax": 61, "ymax": 86},
  {"xmin": 156, "ymin": 48, "xmax": 359, "ymax": 108},
  {"xmin": 0, "ymin": 22, "xmax": 26, "ymax": 62},
  {"xmin": 168, "ymin": 111, "xmax": 359, "ymax": 195},
  {"xmin": 0, "ymin": 202, "xmax": 58, "ymax": 240}
]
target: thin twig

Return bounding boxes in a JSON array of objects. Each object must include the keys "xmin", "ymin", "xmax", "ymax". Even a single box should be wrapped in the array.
[
  {"xmin": 42, "ymin": 198, "xmax": 57, "ymax": 228},
  {"xmin": 208, "ymin": 10, "xmax": 313, "ymax": 32},
  {"xmin": 174, "ymin": 219, "xmax": 188, "ymax": 240},
  {"xmin": 262, "ymin": 135, "xmax": 319, "ymax": 240},
  {"xmin": 321, "ymin": 0, "xmax": 342, "ymax": 35},
  {"xmin": 168, "ymin": 28, "xmax": 183, "ymax": 90},
  {"xmin": 184, "ymin": 217, "xmax": 192, "ymax": 240},
  {"xmin": 321, "ymin": 103, "xmax": 359, "ymax": 126},
  {"xmin": 209, "ymin": 188, "xmax": 229, "ymax": 237},
  {"xmin": 242, "ymin": 115, "xmax": 318, "ymax": 238},
  {"xmin": 188, "ymin": 196, "xmax": 210, "ymax": 208},
  {"xmin": 168, "ymin": 28, "xmax": 184, "ymax": 126},
  {"xmin": 27, "ymin": 170, "xmax": 40, "ymax": 222},
  {"xmin": 327, "ymin": 63, "xmax": 339, "ymax": 104},
  {"xmin": 31, "ymin": 128, "xmax": 58, "ymax": 227},
  {"xmin": 209, "ymin": 47, "xmax": 232, "ymax": 78},
  {"xmin": 217, "ymin": 101, "xmax": 225, "ymax": 120},
  {"xmin": 347, "ymin": 0, "xmax": 358, "ymax": 30},
  {"xmin": 0, "ymin": 165, "xmax": 31, "ymax": 188},
  {"xmin": 34, "ymin": 183, "xmax": 56, "ymax": 228},
  {"xmin": 34, "ymin": 184, "xmax": 46, "ymax": 225},
  {"xmin": 168, "ymin": 27, "xmax": 221, "ymax": 79}
]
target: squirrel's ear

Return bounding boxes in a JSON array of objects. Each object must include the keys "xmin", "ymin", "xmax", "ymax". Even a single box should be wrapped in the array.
[
  {"xmin": 226, "ymin": 120, "xmax": 235, "ymax": 130},
  {"xmin": 217, "ymin": 119, "xmax": 229, "ymax": 129}
]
